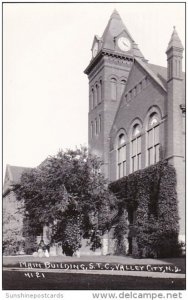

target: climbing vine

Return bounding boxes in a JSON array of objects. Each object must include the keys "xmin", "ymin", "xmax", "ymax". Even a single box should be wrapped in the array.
[{"xmin": 109, "ymin": 160, "xmax": 181, "ymax": 258}]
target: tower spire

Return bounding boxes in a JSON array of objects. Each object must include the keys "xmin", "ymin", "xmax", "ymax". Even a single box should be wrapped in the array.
[
  {"xmin": 166, "ymin": 26, "xmax": 183, "ymax": 81},
  {"xmin": 110, "ymin": 9, "xmax": 121, "ymax": 20},
  {"xmin": 166, "ymin": 26, "xmax": 184, "ymax": 53}
]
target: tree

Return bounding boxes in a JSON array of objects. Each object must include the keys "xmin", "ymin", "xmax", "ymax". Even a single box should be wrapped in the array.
[{"xmin": 15, "ymin": 147, "xmax": 117, "ymax": 255}]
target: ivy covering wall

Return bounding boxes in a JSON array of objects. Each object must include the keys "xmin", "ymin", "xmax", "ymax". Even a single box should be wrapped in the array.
[{"xmin": 109, "ymin": 160, "xmax": 181, "ymax": 258}]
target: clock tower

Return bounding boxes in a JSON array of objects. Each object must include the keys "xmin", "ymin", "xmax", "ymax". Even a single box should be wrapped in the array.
[{"xmin": 84, "ymin": 9, "xmax": 146, "ymax": 178}]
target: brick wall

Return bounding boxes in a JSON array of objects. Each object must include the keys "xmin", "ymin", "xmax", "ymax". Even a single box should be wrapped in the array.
[{"xmin": 109, "ymin": 63, "xmax": 167, "ymax": 181}]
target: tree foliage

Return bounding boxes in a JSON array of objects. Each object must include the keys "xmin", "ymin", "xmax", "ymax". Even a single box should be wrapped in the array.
[{"xmin": 15, "ymin": 147, "xmax": 117, "ymax": 254}]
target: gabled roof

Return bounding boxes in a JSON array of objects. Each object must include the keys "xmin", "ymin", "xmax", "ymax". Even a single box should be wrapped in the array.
[
  {"xmin": 135, "ymin": 58, "xmax": 167, "ymax": 92},
  {"xmin": 3, "ymin": 164, "xmax": 32, "ymax": 196},
  {"xmin": 9, "ymin": 165, "xmax": 31, "ymax": 183},
  {"xmin": 148, "ymin": 63, "xmax": 168, "ymax": 89},
  {"xmin": 148, "ymin": 62, "xmax": 185, "ymax": 102}
]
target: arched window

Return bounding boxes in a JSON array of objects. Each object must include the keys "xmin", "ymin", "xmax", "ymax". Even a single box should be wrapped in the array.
[
  {"xmin": 93, "ymin": 87, "xmax": 97, "ymax": 107},
  {"xmin": 91, "ymin": 88, "xmax": 94, "ymax": 110},
  {"xmin": 99, "ymin": 114, "xmax": 102, "ymax": 133},
  {"xmin": 131, "ymin": 124, "xmax": 141, "ymax": 172},
  {"xmin": 111, "ymin": 78, "xmax": 117, "ymax": 101},
  {"xmin": 98, "ymin": 80, "xmax": 102, "ymax": 103},
  {"xmin": 95, "ymin": 118, "xmax": 98, "ymax": 135},
  {"xmin": 96, "ymin": 84, "xmax": 99, "ymax": 105},
  {"xmin": 118, "ymin": 133, "xmax": 126, "ymax": 178},
  {"xmin": 120, "ymin": 79, "xmax": 126, "ymax": 97},
  {"xmin": 147, "ymin": 113, "xmax": 160, "ymax": 165},
  {"xmin": 90, "ymin": 121, "xmax": 94, "ymax": 139}
]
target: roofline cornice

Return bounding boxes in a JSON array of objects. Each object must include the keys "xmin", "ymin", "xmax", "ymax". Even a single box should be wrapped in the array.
[{"xmin": 84, "ymin": 50, "xmax": 134, "ymax": 75}]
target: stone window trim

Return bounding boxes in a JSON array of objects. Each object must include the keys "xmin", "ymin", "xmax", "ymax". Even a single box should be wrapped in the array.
[
  {"xmin": 128, "ymin": 118, "xmax": 143, "ymax": 139},
  {"xmin": 143, "ymin": 105, "xmax": 163, "ymax": 130}
]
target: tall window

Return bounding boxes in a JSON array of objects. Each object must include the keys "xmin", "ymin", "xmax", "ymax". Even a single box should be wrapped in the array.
[
  {"xmin": 96, "ymin": 84, "xmax": 99, "ymax": 105},
  {"xmin": 99, "ymin": 114, "xmax": 102, "ymax": 133},
  {"xmin": 99, "ymin": 80, "xmax": 102, "ymax": 103},
  {"xmin": 111, "ymin": 78, "xmax": 117, "ymax": 101},
  {"xmin": 95, "ymin": 118, "xmax": 98, "ymax": 135},
  {"xmin": 91, "ymin": 89, "xmax": 94, "ymax": 110},
  {"xmin": 93, "ymin": 87, "xmax": 97, "ymax": 107},
  {"xmin": 120, "ymin": 79, "xmax": 126, "ymax": 97},
  {"xmin": 147, "ymin": 113, "xmax": 160, "ymax": 165},
  {"xmin": 118, "ymin": 133, "xmax": 126, "ymax": 178},
  {"xmin": 90, "ymin": 121, "xmax": 94, "ymax": 139},
  {"xmin": 131, "ymin": 124, "xmax": 141, "ymax": 172}
]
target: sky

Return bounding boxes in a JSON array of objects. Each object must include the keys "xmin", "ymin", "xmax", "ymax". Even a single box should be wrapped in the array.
[{"xmin": 3, "ymin": 2, "xmax": 185, "ymax": 174}]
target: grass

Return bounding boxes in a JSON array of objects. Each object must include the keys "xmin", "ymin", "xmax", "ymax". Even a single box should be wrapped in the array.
[
  {"xmin": 3, "ymin": 255, "xmax": 186, "ymax": 273},
  {"xmin": 2, "ymin": 270, "xmax": 186, "ymax": 290}
]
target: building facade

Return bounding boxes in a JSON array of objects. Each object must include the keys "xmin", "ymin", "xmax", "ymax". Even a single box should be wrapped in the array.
[{"xmin": 84, "ymin": 10, "xmax": 185, "ymax": 243}]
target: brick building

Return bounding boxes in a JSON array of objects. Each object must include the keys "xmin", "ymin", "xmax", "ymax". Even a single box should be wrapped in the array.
[
  {"xmin": 3, "ymin": 9, "xmax": 185, "ymax": 257},
  {"xmin": 84, "ymin": 10, "xmax": 185, "ymax": 244},
  {"xmin": 3, "ymin": 165, "xmax": 32, "ymax": 254}
]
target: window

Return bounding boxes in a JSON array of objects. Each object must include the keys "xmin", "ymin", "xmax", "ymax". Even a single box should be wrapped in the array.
[
  {"xmin": 147, "ymin": 113, "xmax": 160, "ymax": 166},
  {"xmin": 117, "ymin": 133, "xmax": 126, "ymax": 178},
  {"xmin": 91, "ymin": 89, "xmax": 94, "ymax": 110},
  {"xmin": 96, "ymin": 84, "xmax": 99, "ymax": 105},
  {"xmin": 93, "ymin": 87, "xmax": 97, "ymax": 107},
  {"xmin": 99, "ymin": 114, "xmax": 102, "ymax": 133},
  {"xmin": 99, "ymin": 80, "xmax": 102, "ymax": 103},
  {"xmin": 120, "ymin": 79, "xmax": 126, "ymax": 97},
  {"xmin": 95, "ymin": 118, "xmax": 98, "ymax": 135},
  {"xmin": 90, "ymin": 121, "xmax": 94, "ymax": 139},
  {"xmin": 131, "ymin": 124, "xmax": 141, "ymax": 172},
  {"xmin": 111, "ymin": 78, "xmax": 117, "ymax": 101}
]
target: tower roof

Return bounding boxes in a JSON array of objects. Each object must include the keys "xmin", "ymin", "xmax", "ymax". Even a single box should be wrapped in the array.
[
  {"xmin": 101, "ymin": 9, "xmax": 134, "ymax": 49},
  {"xmin": 166, "ymin": 26, "xmax": 184, "ymax": 52},
  {"xmin": 110, "ymin": 9, "xmax": 121, "ymax": 20},
  {"xmin": 100, "ymin": 9, "xmax": 145, "ymax": 60}
]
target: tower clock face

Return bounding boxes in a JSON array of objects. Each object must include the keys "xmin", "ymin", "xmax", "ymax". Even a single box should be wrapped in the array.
[
  {"xmin": 92, "ymin": 42, "xmax": 99, "ymax": 57},
  {"xmin": 118, "ymin": 37, "xmax": 131, "ymax": 52}
]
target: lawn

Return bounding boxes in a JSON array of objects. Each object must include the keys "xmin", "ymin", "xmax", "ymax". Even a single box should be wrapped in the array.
[{"xmin": 2, "ymin": 270, "xmax": 186, "ymax": 290}]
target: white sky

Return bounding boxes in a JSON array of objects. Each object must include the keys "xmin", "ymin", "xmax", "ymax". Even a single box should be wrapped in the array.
[{"xmin": 3, "ymin": 2, "xmax": 185, "ymax": 173}]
